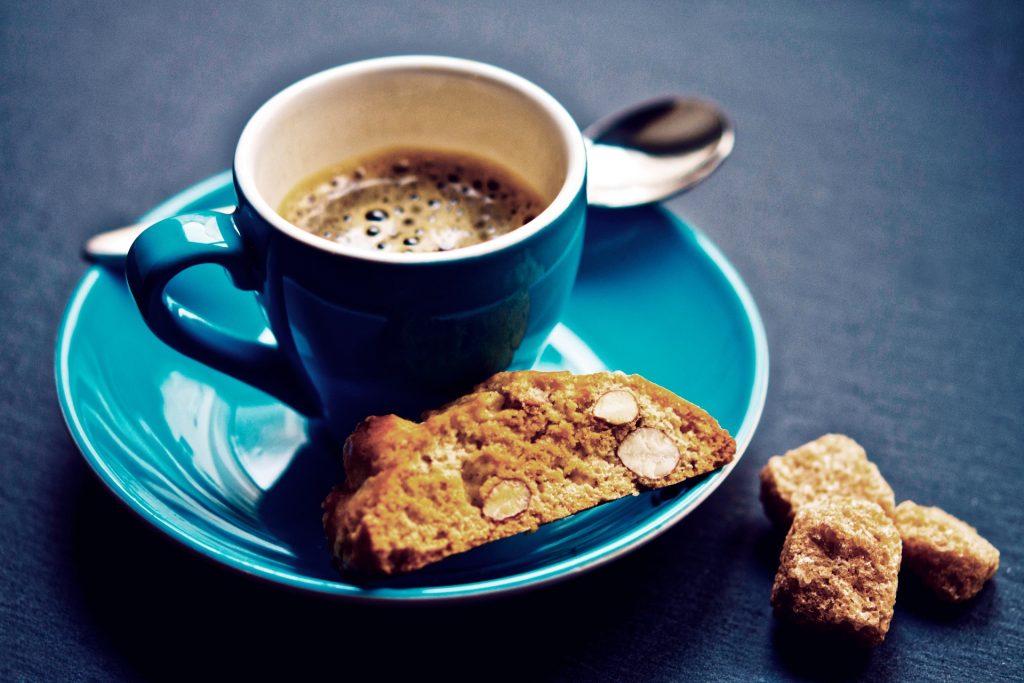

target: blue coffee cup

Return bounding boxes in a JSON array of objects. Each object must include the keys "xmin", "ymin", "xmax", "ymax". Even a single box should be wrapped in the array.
[{"xmin": 126, "ymin": 56, "xmax": 587, "ymax": 438}]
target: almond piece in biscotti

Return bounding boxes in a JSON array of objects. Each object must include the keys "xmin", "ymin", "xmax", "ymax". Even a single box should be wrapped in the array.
[
  {"xmin": 593, "ymin": 390, "xmax": 640, "ymax": 425},
  {"xmin": 617, "ymin": 427, "xmax": 681, "ymax": 479},
  {"xmin": 482, "ymin": 479, "xmax": 531, "ymax": 521}
]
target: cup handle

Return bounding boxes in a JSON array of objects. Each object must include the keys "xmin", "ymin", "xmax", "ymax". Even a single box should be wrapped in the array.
[{"xmin": 125, "ymin": 210, "xmax": 321, "ymax": 416}]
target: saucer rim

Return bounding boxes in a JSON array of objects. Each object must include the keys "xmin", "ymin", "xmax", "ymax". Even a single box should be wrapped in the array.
[{"xmin": 55, "ymin": 171, "xmax": 769, "ymax": 603}]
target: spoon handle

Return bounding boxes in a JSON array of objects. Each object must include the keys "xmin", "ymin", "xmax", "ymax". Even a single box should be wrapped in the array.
[{"xmin": 82, "ymin": 206, "xmax": 234, "ymax": 265}]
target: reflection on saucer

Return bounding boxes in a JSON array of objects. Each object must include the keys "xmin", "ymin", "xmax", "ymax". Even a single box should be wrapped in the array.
[{"xmin": 538, "ymin": 323, "xmax": 607, "ymax": 373}]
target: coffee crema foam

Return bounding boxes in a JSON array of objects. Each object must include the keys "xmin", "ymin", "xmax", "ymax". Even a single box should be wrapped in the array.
[{"xmin": 278, "ymin": 148, "xmax": 546, "ymax": 253}]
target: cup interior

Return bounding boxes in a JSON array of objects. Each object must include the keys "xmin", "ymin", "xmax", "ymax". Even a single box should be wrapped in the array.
[{"xmin": 235, "ymin": 57, "xmax": 584, "ymax": 257}]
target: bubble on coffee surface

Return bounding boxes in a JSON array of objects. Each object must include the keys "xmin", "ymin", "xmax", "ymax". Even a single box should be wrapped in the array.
[{"xmin": 279, "ymin": 149, "xmax": 545, "ymax": 253}]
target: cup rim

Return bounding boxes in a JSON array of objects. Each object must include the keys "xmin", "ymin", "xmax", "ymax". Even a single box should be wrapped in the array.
[{"xmin": 234, "ymin": 55, "xmax": 586, "ymax": 264}]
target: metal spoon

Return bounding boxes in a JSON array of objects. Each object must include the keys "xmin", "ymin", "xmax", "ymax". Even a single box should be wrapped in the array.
[
  {"xmin": 584, "ymin": 95, "xmax": 733, "ymax": 208},
  {"xmin": 83, "ymin": 95, "xmax": 733, "ymax": 264}
]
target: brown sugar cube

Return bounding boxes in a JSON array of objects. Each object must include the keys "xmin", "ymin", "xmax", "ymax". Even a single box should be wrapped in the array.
[
  {"xmin": 323, "ymin": 370, "xmax": 735, "ymax": 575},
  {"xmin": 895, "ymin": 501, "xmax": 999, "ymax": 602},
  {"xmin": 770, "ymin": 496, "xmax": 902, "ymax": 647},
  {"xmin": 760, "ymin": 434, "xmax": 895, "ymax": 527}
]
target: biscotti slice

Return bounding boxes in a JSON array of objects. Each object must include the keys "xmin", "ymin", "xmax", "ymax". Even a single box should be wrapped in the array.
[
  {"xmin": 323, "ymin": 370, "xmax": 736, "ymax": 575},
  {"xmin": 759, "ymin": 434, "xmax": 895, "ymax": 527},
  {"xmin": 895, "ymin": 501, "xmax": 999, "ymax": 602},
  {"xmin": 770, "ymin": 496, "xmax": 902, "ymax": 646}
]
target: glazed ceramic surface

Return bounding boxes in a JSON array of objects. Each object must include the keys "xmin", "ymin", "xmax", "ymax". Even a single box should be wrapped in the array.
[
  {"xmin": 56, "ymin": 173, "xmax": 768, "ymax": 602},
  {"xmin": 125, "ymin": 57, "xmax": 588, "ymax": 437}
]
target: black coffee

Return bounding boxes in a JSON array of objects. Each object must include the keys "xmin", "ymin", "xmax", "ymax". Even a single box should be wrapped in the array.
[{"xmin": 278, "ymin": 147, "xmax": 546, "ymax": 253}]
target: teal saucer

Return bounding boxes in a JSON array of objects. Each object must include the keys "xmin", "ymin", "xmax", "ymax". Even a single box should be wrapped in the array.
[{"xmin": 56, "ymin": 172, "xmax": 768, "ymax": 602}]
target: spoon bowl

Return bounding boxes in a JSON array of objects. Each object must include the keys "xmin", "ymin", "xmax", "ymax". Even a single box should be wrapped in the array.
[{"xmin": 585, "ymin": 96, "xmax": 734, "ymax": 208}]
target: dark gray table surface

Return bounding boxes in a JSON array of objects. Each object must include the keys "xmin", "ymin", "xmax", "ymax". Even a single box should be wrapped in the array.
[{"xmin": 2, "ymin": 1, "xmax": 1022, "ymax": 680}]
